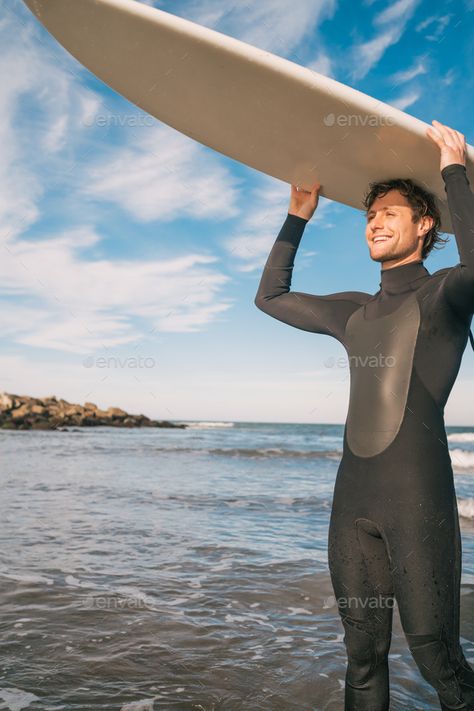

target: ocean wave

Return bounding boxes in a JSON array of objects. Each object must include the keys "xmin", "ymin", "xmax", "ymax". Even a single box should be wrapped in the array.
[
  {"xmin": 447, "ymin": 432, "xmax": 474, "ymax": 443},
  {"xmin": 147, "ymin": 492, "xmax": 329, "ymax": 512},
  {"xmin": 150, "ymin": 446, "xmax": 342, "ymax": 459},
  {"xmin": 458, "ymin": 497, "xmax": 474, "ymax": 520},
  {"xmin": 179, "ymin": 421, "xmax": 235, "ymax": 428},
  {"xmin": 450, "ymin": 449, "xmax": 474, "ymax": 471},
  {"xmin": 208, "ymin": 447, "xmax": 342, "ymax": 459}
]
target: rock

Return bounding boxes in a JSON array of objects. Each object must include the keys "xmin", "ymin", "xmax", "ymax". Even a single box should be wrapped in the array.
[
  {"xmin": 107, "ymin": 407, "xmax": 127, "ymax": 417},
  {"xmin": 64, "ymin": 405, "xmax": 83, "ymax": 416},
  {"xmin": 11, "ymin": 404, "xmax": 30, "ymax": 419},
  {"xmin": 95, "ymin": 408, "xmax": 111, "ymax": 418},
  {"xmin": 30, "ymin": 405, "xmax": 46, "ymax": 415},
  {"xmin": 0, "ymin": 393, "xmax": 14, "ymax": 411},
  {"xmin": 0, "ymin": 392, "xmax": 187, "ymax": 430}
]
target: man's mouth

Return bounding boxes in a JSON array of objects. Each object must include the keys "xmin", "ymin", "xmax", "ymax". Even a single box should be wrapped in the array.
[{"xmin": 373, "ymin": 235, "xmax": 392, "ymax": 243}]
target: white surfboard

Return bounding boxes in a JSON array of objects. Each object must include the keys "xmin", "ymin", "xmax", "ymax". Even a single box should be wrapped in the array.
[{"xmin": 22, "ymin": 0, "xmax": 474, "ymax": 234}]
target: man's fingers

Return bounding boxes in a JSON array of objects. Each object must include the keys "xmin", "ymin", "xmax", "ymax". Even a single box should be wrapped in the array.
[
  {"xmin": 427, "ymin": 126, "xmax": 443, "ymax": 145},
  {"xmin": 431, "ymin": 120, "xmax": 453, "ymax": 144},
  {"xmin": 432, "ymin": 120, "xmax": 466, "ymax": 148},
  {"xmin": 428, "ymin": 123, "xmax": 458, "ymax": 151},
  {"xmin": 292, "ymin": 181, "xmax": 321, "ymax": 195}
]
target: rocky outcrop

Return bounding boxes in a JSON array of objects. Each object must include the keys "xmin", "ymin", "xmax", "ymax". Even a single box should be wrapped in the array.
[{"xmin": 0, "ymin": 392, "xmax": 186, "ymax": 430}]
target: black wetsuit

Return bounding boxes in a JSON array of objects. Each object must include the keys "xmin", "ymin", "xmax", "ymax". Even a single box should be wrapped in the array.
[{"xmin": 254, "ymin": 163, "xmax": 474, "ymax": 710}]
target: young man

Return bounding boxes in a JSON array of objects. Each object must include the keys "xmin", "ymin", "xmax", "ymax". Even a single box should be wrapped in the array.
[{"xmin": 254, "ymin": 120, "xmax": 474, "ymax": 710}]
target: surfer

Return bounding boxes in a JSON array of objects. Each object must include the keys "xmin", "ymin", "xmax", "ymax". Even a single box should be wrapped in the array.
[{"xmin": 254, "ymin": 119, "xmax": 474, "ymax": 711}]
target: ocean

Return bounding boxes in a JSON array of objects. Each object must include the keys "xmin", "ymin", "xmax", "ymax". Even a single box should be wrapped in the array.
[{"xmin": 0, "ymin": 421, "xmax": 473, "ymax": 711}]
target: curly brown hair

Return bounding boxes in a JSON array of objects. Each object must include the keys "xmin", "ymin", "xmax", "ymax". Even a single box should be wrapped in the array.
[{"xmin": 362, "ymin": 178, "xmax": 448, "ymax": 259}]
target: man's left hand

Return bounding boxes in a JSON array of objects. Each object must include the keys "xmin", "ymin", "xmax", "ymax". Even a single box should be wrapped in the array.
[{"xmin": 426, "ymin": 119, "xmax": 466, "ymax": 171}]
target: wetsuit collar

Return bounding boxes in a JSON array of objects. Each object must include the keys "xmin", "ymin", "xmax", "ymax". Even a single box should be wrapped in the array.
[{"xmin": 379, "ymin": 260, "xmax": 429, "ymax": 293}]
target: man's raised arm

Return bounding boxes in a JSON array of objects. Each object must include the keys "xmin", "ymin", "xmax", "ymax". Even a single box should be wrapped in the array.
[
  {"xmin": 426, "ymin": 120, "xmax": 474, "ymax": 318},
  {"xmin": 254, "ymin": 183, "xmax": 370, "ymax": 341},
  {"xmin": 440, "ymin": 163, "xmax": 474, "ymax": 317}
]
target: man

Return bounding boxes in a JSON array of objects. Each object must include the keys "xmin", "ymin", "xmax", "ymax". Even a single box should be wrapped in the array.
[{"xmin": 254, "ymin": 120, "xmax": 474, "ymax": 710}]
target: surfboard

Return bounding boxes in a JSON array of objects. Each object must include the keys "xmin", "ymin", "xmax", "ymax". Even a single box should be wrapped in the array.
[{"xmin": 22, "ymin": 0, "xmax": 474, "ymax": 234}]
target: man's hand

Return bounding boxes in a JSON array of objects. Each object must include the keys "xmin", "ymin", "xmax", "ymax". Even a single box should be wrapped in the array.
[
  {"xmin": 426, "ymin": 119, "xmax": 467, "ymax": 171},
  {"xmin": 288, "ymin": 182, "xmax": 322, "ymax": 221}
]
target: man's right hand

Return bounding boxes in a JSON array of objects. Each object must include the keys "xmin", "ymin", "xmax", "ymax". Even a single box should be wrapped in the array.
[{"xmin": 288, "ymin": 182, "xmax": 322, "ymax": 221}]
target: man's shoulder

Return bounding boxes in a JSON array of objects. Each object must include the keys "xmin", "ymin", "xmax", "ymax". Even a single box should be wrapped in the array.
[
  {"xmin": 424, "ymin": 265, "xmax": 462, "ymax": 296},
  {"xmin": 429, "ymin": 266, "xmax": 456, "ymax": 281}
]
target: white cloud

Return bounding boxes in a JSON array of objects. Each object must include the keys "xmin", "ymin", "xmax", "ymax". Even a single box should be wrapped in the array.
[
  {"xmin": 0, "ymin": 220, "xmax": 235, "ymax": 352},
  {"xmin": 0, "ymin": 5, "xmax": 242, "ymax": 354},
  {"xmin": 374, "ymin": 0, "xmax": 419, "ymax": 25},
  {"xmin": 387, "ymin": 90, "xmax": 421, "ymax": 110},
  {"xmin": 389, "ymin": 59, "xmax": 428, "ymax": 85},
  {"xmin": 441, "ymin": 68, "xmax": 456, "ymax": 86},
  {"xmin": 182, "ymin": 0, "xmax": 337, "ymax": 56},
  {"xmin": 0, "ymin": 8, "xmax": 105, "ymax": 242},
  {"xmin": 307, "ymin": 52, "xmax": 334, "ymax": 78},
  {"xmin": 350, "ymin": 0, "xmax": 420, "ymax": 80},
  {"xmin": 415, "ymin": 14, "xmax": 453, "ymax": 41},
  {"xmin": 351, "ymin": 27, "xmax": 402, "ymax": 82},
  {"xmin": 42, "ymin": 113, "xmax": 69, "ymax": 153},
  {"xmin": 81, "ymin": 124, "xmax": 242, "ymax": 223}
]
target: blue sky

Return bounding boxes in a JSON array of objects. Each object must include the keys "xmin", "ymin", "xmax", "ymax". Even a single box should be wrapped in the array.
[{"xmin": 2, "ymin": 0, "xmax": 474, "ymax": 424}]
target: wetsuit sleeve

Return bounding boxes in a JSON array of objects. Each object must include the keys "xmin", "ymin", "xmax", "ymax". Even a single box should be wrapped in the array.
[
  {"xmin": 254, "ymin": 212, "xmax": 370, "ymax": 342},
  {"xmin": 440, "ymin": 163, "xmax": 474, "ymax": 318}
]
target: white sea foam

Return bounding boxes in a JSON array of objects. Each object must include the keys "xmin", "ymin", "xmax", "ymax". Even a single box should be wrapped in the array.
[
  {"xmin": 120, "ymin": 699, "xmax": 161, "ymax": 711},
  {"xmin": 179, "ymin": 421, "xmax": 234, "ymax": 428},
  {"xmin": 450, "ymin": 449, "xmax": 474, "ymax": 470},
  {"xmin": 458, "ymin": 497, "xmax": 474, "ymax": 520},
  {"xmin": 0, "ymin": 571, "xmax": 54, "ymax": 585},
  {"xmin": 447, "ymin": 432, "xmax": 474, "ymax": 442},
  {"xmin": 0, "ymin": 688, "xmax": 40, "ymax": 711}
]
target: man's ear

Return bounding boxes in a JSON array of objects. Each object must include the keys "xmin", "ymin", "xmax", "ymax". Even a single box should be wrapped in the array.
[{"xmin": 419, "ymin": 215, "xmax": 434, "ymax": 238}]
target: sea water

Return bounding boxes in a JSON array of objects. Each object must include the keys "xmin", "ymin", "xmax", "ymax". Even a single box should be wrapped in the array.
[{"xmin": 0, "ymin": 422, "xmax": 473, "ymax": 710}]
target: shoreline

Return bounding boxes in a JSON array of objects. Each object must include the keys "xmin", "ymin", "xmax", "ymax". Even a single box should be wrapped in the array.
[{"xmin": 0, "ymin": 392, "xmax": 187, "ymax": 430}]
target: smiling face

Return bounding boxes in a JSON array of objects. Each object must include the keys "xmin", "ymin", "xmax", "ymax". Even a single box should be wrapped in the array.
[{"xmin": 365, "ymin": 189, "xmax": 434, "ymax": 269}]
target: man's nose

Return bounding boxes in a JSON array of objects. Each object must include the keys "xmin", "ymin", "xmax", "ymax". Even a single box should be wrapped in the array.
[{"xmin": 371, "ymin": 219, "xmax": 386, "ymax": 232}]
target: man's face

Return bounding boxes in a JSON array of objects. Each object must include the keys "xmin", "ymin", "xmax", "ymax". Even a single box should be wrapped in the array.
[{"xmin": 365, "ymin": 189, "xmax": 432, "ymax": 266}]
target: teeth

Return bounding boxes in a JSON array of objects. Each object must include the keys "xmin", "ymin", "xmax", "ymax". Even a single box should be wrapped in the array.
[{"xmin": 374, "ymin": 236, "xmax": 390, "ymax": 243}]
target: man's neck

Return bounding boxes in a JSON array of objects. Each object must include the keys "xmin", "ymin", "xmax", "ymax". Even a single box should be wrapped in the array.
[{"xmin": 379, "ymin": 260, "xmax": 429, "ymax": 293}]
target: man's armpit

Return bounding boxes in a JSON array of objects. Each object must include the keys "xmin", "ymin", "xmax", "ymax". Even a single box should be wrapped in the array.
[{"xmin": 441, "ymin": 264, "xmax": 474, "ymax": 320}]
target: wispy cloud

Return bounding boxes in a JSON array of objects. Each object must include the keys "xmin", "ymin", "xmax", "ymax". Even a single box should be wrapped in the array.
[
  {"xmin": 350, "ymin": 0, "xmax": 420, "ymax": 81},
  {"xmin": 182, "ymin": 0, "xmax": 337, "ymax": 57},
  {"xmin": 0, "ymin": 6, "xmax": 239, "ymax": 354},
  {"xmin": 0, "ymin": 7, "xmax": 103, "ymax": 242},
  {"xmin": 415, "ymin": 14, "xmax": 453, "ymax": 41},
  {"xmin": 0, "ymin": 222, "xmax": 233, "ymax": 352},
  {"xmin": 373, "ymin": 0, "xmax": 418, "ymax": 25},
  {"xmin": 307, "ymin": 52, "xmax": 334, "ymax": 79},
  {"xmin": 389, "ymin": 58, "xmax": 428, "ymax": 85},
  {"xmin": 81, "ymin": 124, "xmax": 242, "ymax": 223},
  {"xmin": 387, "ymin": 90, "xmax": 421, "ymax": 110},
  {"xmin": 440, "ymin": 68, "xmax": 456, "ymax": 86}
]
